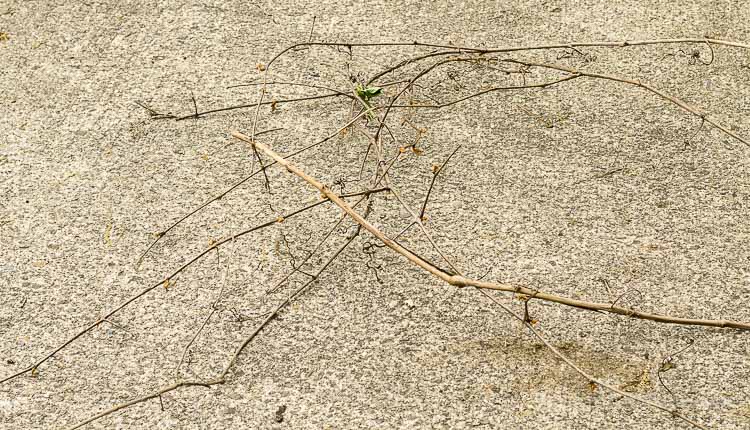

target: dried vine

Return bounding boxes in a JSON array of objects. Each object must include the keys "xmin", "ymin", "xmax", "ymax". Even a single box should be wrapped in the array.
[{"xmin": 4, "ymin": 37, "xmax": 749, "ymax": 429}]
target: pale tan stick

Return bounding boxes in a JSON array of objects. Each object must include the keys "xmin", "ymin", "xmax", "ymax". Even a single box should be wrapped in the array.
[
  {"xmin": 235, "ymin": 130, "xmax": 750, "ymax": 331},
  {"xmin": 269, "ymin": 145, "xmax": 401, "ymax": 295},
  {"xmin": 478, "ymin": 290, "xmax": 708, "ymax": 430},
  {"xmin": 505, "ymin": 59, "xmax": 749, "ymax": 148},
  {"xmin": 238, "ymin": 131, "xmax": 721, "ymax": 428}
]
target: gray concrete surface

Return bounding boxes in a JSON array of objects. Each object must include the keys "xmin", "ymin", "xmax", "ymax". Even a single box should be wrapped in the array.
[{"xmin": 1, "ymin": 1, "xmax": 749, "ymax": 429}]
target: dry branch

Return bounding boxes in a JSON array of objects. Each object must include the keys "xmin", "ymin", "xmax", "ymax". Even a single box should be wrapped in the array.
[
  {"xmin": 235, "ymin": 131, "xmax": 746, "ymax": 429},
  {"xmin": 365, "ymin": 38, "xmax": 750, "ymax": 84},
  {"xmin": 234, "ymin": 131, "xmax": 750, "ymax": 331},
  {"xmin": 65, "ymin": 379, "xmax": 223, "ymax": 430}
]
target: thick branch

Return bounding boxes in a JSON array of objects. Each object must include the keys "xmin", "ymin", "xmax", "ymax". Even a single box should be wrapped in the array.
[{"xmin": 235, "ymin": 131, "xmax": 750, "ymax": 331}]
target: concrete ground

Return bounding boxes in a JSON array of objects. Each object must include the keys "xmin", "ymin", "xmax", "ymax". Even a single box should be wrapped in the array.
[{"xmin": 1, "ymin": 1, "xmax": 749, "ymax": 429}]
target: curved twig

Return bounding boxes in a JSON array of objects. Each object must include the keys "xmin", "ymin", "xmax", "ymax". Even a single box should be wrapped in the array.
[
  {"xmin": 504, "ymin": 59, "xmax": 749, "ymax": 148},
  {"xmin": 64, "ymin": 379, "xmax": 223, "ymax": 430},
  {"xmin": 479, "ymin": 291, "xmax": 708, "ymax": 430},
  {"xmin": 365, "ymin": 38, "xmax": 750, "ymax": 85}
]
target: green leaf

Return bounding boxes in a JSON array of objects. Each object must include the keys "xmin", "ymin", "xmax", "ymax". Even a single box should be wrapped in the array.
[
  {"xmin": 355, "ymin": 85, "xmax": 383, "ymax": 101},
  {"xmin": 363, "ymin": 86, "xmax": 382, "ymax": 98}
]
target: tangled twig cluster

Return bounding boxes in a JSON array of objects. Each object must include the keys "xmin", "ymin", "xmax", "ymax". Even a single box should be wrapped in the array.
[{"xmin": 4, "ymin": 37, "xmax": 750, "ymax": 429}]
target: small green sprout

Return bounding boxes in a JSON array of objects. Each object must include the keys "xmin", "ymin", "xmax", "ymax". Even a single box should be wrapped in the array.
[{"xmin": 355, "ymin": 84, "xmax": 383, "ymax": 118}]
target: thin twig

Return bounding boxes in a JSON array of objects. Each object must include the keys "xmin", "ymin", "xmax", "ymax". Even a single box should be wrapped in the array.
[
  {"xmin": 420, "ymin": 145, "xmax": 460, "ymax": 219},
  {"xmin": 64, "ymin": 379, "xmax": 223, "ymax": 430},
  {"xmin": 221, "ymin": 214, "xmax": 367, "ymax": 379},
  {"xmin": 505, "ymin": 59, "xmax": 749, "ymax": 148},
  {"xmin": 307, "ymin": 16, "xmax": 316, "ymax": 42},
  {"xmin": 266, "ymin": 191, "xmax": 380, "ymax": 294},
  {"xmin": 657, "ymin": 338, "xmax": 696, "ymax": 409},
  {"xmin": 137, "ymin": 111, "xmax": 372, "ymax": 265},
  {"xmin": 0, "ymin": 188, "xmax": 388, "ymax": 384},
  {"xmin": 226, "ymin": 80, "xmax": 355, "ymax": 101},
  {"xmin": 66, "ymin": 211, "xmax": 367, "ymax": 430},
  {"xmin": 387, "ymin": 74, "xmax": 581, "ymax": 109},
  {"xmin": 174, "ymin": 92, "xmax": 346, "ymax": 121},
  {"xmin": 190, "ymin": 90, "xmax": 199, "ymax": 119},
  {"xmin": 174, "ymin": 237, "xmax": 236, "ymax": 376},
  {"xmin": 364, "ymin": 38, "xmax": 750, "ymax": 85},
  {"xmin": 248, "ymin": 74, "xmax": 271, "ymax": 191},
  {"xmin": 478, "ymin": 290, "xmax": 708, "ymax": 430},
  {"xmin": 134, "ymin": 101, "xmax": 175, "ymax": 120},
  {"xmin": 355, "ymin": 123, "xmax": 462, "ymax": 274}
]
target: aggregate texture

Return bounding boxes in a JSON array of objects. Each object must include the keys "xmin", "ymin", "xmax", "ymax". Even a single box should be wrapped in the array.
[{"xmin": 1, "ymin": 1, "xmax": 749, "ymax": 429}]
